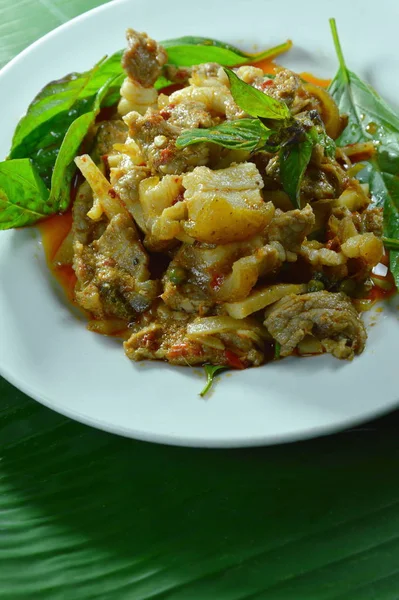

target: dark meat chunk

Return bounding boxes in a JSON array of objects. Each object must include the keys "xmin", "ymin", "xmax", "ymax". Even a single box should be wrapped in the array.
[
  {"xmin": 126, "ymin": 110, "xmax": 209, "ymax": 175},
  {"xmin": 301, "ymin": 167, "xmax": 336, "ymax": 201},
  {"xmin": 360, "ymin": 207, "xmax": 383, "ymax": 237},
  {"xmin": 124, "ymin": 308, "xmax": 264, "ymax": 366},
  {"xmin": 258, "ymin": 68, "xmax": 301, "ymax": 108},
  {"xmin": 92, "ymin": 120, "xmax": 128, "ymax": 158},
  {"xmin": 267, "ymin": 204, "xmax": 315, "ymax": 251},
  {"xmin": 73, "ymin": 213, "xmax": 158, "ymax": 319},
  {"xmin": 162, "ymin": 65, "xmax": 192, "ymax": 85},
  {"xmin": 122, "ymin": 29, "xmax": 167, "ymax": 87},
  {"xmin": 167, "ymin": 101, "xmax": 220, "ymax": 129},
  {"xmin": 264, "ymin": 291, "xmax": 366, "ymax": 359},
  {"xmin": 72, "ymin": 180, "xmax": 107, "ymax": 245}
]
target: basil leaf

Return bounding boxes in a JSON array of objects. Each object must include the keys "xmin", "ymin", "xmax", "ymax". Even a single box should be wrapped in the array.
[
  {"xmin": 0, "ymin": 74, "xmax": 119, "ymax": 229},
  {"xmin": 200, "ymin": 365, "xmax": 227, "ymax": 397},
  {"xmin": 49, "ymin": 74, "xmax": 120, "ymax": 212},
  {"xmin": 1, "ymin": 35, "xmax": 292, "ymax": 231},
  {"xmin": 0, "ymin": 159, "xmax": 51, "ymax": 229},
  {"xmin": 163, "ymin": 39, "xmax": 292, "ymax": 68},
  {"xmin": 176, "ymin": 118, "xmax": 272, "ymax": 151},
  {"xmin": 382, "ymin": 236, "xmax": 399, "ymax": 251},
  {"xmin": 9, "ymin": 53, "xmax": 124, "ymax": 186},
  {"xmin": 317, "ymin": 131, "xmax": 336, "ymax": 158},
  {"xmin": 7, "ymin": 36, "xmax": 291, "ymax": 184},
  {"xmin": 161, "ymin": 36, "xmax": 292, "ymax": 64},
  {"xmin": 328, "ymin": 18, "xmax": 399, "ymax": 285},
  {"xmin": 224, "ymin": 68, "xmax": 291, "ymax": 120},
  {"xmin": 280, "ymin": 132, "xmax": 314, "ymax": 209}
]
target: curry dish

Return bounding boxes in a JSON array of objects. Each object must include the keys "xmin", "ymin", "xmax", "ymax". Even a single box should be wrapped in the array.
[{"xmin": 61, "ymin": 28, "xmax": 390, "ymax": 369}]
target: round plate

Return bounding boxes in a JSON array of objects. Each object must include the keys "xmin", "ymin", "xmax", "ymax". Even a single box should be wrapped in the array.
[{"xmin": 1, "ymin": 0, "xmax": 398, "ymax": 447}]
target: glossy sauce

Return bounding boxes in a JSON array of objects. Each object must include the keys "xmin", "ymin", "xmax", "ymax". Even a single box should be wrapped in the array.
[{"xmin": 39, "ymin": 211, "xmax": 77, "ymax": 301}]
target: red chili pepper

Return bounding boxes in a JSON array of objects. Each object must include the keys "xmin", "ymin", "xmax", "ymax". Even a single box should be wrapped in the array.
[
  {"xmin": 159, "ymin": 147, "xmax": 174, "ymax": 164},
  {"xmin": 326, "ymin": 237, "xmax": 340, "ymax": 251},
  {"xmin": 168, "ymin": 342, "xmax": 203, "ymax": 360},
  {"xmin": 225, "ymin": 350, "xmax": 245, "ymax": 370},
  {"xmin": 261, "ymin": 79, "xmax": 274, "ymax": 89},
  {"xmin": 210, "ymin": 272, "xmax": 224, "ymax": 290}
]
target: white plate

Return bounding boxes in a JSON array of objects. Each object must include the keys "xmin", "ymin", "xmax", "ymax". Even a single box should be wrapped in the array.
[{"xmin": 1, "ymin": 0, "xmax": 399, "ymax": 447}]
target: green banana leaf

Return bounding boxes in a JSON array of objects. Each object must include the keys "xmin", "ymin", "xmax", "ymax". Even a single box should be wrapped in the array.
[{"xmin": 2, "ymin": 376, "xmax": 399, "ymax": 599}]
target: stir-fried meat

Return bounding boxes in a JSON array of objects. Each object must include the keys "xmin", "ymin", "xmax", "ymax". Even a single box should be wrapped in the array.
[
  {"xmin": 259, "ymin": 68, "xmax": 301, "ymax": 108},
  {"xmin": 73, "ymin": 213, "xmax": 158, "ymax": 319},
  {"xmin": 122, "ymin": 29, "xmax": 167, "ymax": 87},
  {"xmin": 69, "ymin": 29, "xmax": 391, "ymax": 371},
  {"xmin": 301, "ymin": 167, "xmax": 336, "ymax": 201},
  {"xmin": 124, "ymin": 309, "xmax": 265, "ymax": 366},
  {"xmin": 162, "ymin": 65, "xmax": 192, "ymax": 85},
  {"xmin": 72, "ymin": 180, "xmax": 107, "ymax": 245},
  {"xmin": 267, "ymin": 204, "xmax": 315, "ymax": 251},
  {"xmin": 264, "ymin": 291, "xmax": 367, "ymax": 359},
  {"xmin": 161, "ymin": 281, "xmax": 214, "ymax": 315},
  {"xmin": 360, "ymin": 207, "xmax": 383, "ymax": 237},
  {"xmin": 92, "ymin": 120, "xmax": 128, "ymax": 158},
  {"xmin": 166, "ymin": 101, "xmax": 220, "ymax": 129},
  {"xmin": 125, "ymin": 110, "xmax": 209, "ymax": 175}
]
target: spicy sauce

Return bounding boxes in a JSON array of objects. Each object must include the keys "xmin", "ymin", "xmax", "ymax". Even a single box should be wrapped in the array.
[
  {"xmin": 300, "ymin": 73, "xmax": 330, "ymax": 89},
  {"xmin": 38, "ymin": 211, "xmax": 76, "ymax": 301},
  {"xmin": 254, "ymin": 56, "xmax": 331, "ymax": 89}
]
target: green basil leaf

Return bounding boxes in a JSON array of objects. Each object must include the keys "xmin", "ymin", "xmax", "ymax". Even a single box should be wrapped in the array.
[
  {"xmin": 224, "ymin": 68, "xmax": 291, "ymax": 120},
  {"xmin": 163, "ymin": 39, "xmax": 292, "ymax": 68},
  {"xmin": 9, "ymin": 53, "xmax": 124, "ymax": 187},
  {"xmin": 274, "ymin": 341, "xmax": 281, "ymax": 360},
  {"xmin": 161, "ymin": 36, "xmax": 292, "ymax": 63},
  {"xmin": 382, "ymin": 236, "xmax": 399, "ymax": 251},
  {"xmin": 317, "ymin": 131, "xmax": 336, "ymax": 158},
  {"xmin": 176, "ymin": 118, "xmax": 272, "ymax": 151},
  {"xmin": 0, "ymin": 159, "xmax": 51, "ymax": 230},
  {"xmin": 328, "ymin": 18, "xmax": 399, "ymax": 286},
  {"xmin": 49, "ymin": 74, "xmax": 121, "ymax": 212},
  {"xmin": 280, "ymin": 132, "xmax": 314, "ymax": 209},
  {"xmin": 200, "ymin": 365, "xmax": 228, "ymax": 397}
]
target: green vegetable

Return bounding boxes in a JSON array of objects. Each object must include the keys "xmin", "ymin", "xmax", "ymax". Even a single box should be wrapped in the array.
[
  {"xmin": 176, "ymin": 118, "xmax": 272, "ymax": 152},
  {"xmin": 168, "ymin": 266, "xmax": 187, "ymax": 285},
  {"xmin": 224, "ymin": 68, "xmax": 291, "ymax": 120},
  {"xmin": 317, "ymin": 131, "xmax": 336, "ymax": 158},
  {"xmin": 161, "ymin": 36, "xmax": 292, "ymax": 66},
  {"xmin": 49, "ymin": 74, "xmax": 120, "ymax": 212},
  {"xmin": 280, "ymin": 131, "xmax": 314, "ymax": 208},
  {"xmin": 163, "ymin": 41, "xmax": 289, "ymax": 68},
  {"xmin": 328, "ymin": 18, "xmax": 399, "ymax": 287},
  {"xmin": 200, "ymin": 365, "xmax": 227, "ymax": 397},
  {"xmin": 1, "ymin": 35, "xmax": 293, "ymax": 230},
  {"xmin": 307, "ymin": 279, "xmax": 325, "ymax": 293},
  {"xmin": 382, "ymin": 236, "xmax": 399, "ymax": 251},
  {"xmin": 0, "ymin": 159, "xmax": 52, "ymax": 229},
  {"xmin": 274, "ymin": 342, "xmax": 281, "ymax": 360},
  {"xmin": 9, "ymin": 54, "xmax": 124, "ymax": 186},
  {"xmin": 338, "ymin": 279, "xmax": 357, "ymax": 296},
  {"xmin": 0, "ymin": 74, "xmax": 118, "ymax": 230}
]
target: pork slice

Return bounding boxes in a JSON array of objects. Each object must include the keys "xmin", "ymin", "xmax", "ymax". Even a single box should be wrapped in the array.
[
  {"xmin": 122, "ymin": 29, "xmax": 167, "ymax": 87},
  {"xmin": 267, "ymin": 204, "xmax": 315, "ymax": 251},
  {"xmin": 73, "ymin": 213, "xmax": 158, "ymax": 319},
  {"xmin": 264, "ymin": 290, "xmax": 366, "ymax": 360}
]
